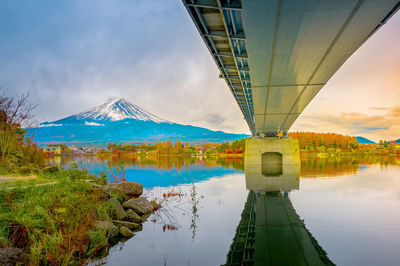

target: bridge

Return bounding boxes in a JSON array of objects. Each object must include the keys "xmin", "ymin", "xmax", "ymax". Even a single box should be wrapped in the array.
[
  {"xmin": 183, "ymin": 0, "xmax": 400, "ymax": 137},
  {"xmin": 183, "ymin": 0, "xmax": 399, "ymax": 165},
  {"xmin": 223, "ymin": 164, "xmax": 334, "ymax": 265}
]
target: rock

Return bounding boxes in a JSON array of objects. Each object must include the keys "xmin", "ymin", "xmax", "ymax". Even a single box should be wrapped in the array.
[
  {"xmin": 107, "ymin": 181, "xmax": 143, "ymax": 198},
  {"xmin": 111, "ymin": 220, "xmax": 142, "ymax": 231},
  {"xmin": 141, "ymin": 213, "xmax": 151, "ymax": 222},
  {"xmin": 125, "ymin": 209, "xmax": 142, "ymax": 223},
  {"xmin": 108, "ymin": 197, "xmax": 127, "ymax": 220},
  {"xmin": 18, "ymin": 165, "xmax": 31, "ymax": 174},
  {"xmin": 122, "ymin": 197, "xmax": 153, "ymax": 215},
  {"xmin": 94, "ymin": 221, "xmax": 119, "ymax": 239},
  {"xmin": 6, "ymin": 163, "xmax": 16, "ymax": 172},
  {"xmin": 43, "ymin": 166, "xmax": 59, "ymax": 173},
  {"xmin": 0, "ymin": 248, "xmax": 29, "ymax": 265},
  {"xmin": 107, "ymin": 187, "xmax": 128, "ymax": 203},
  {"xmin": 120, "ymin": 226, "xmax": 134, "ymax": 238}
]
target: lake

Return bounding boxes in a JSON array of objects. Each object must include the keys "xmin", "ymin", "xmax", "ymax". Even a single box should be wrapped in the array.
[{"xmin": 56, "ymin": 155, "xmax": 400, "ymax": 266}]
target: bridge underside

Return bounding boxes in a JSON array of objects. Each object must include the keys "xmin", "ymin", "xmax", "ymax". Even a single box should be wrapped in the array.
[{"xmin": 183, "ymin": 0, "xmax": 400, "ymax": 136}]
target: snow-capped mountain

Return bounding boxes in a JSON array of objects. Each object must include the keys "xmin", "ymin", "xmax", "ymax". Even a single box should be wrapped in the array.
[
  {"xmin": 34, "ymin": 98, "xmax": 249, "ymax": 146},
  {"xmin": 72, "ymin": 98, "xmax": 168, "ymax": 123}
]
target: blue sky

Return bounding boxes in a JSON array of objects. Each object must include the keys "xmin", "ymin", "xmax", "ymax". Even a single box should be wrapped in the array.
[{"xmin": 0, "ymin": 0, "xmax": 399, "ymax": 141}]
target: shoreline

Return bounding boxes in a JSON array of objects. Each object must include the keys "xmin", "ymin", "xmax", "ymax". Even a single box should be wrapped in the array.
[{"xmin": 0, "ymin": 167, "xmax": 156, "ymax": 264}]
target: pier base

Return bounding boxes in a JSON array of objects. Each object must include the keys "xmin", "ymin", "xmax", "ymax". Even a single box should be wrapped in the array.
[{"xmin": 244, "ymin": 138, "xmax": 300, "ymax": 178}]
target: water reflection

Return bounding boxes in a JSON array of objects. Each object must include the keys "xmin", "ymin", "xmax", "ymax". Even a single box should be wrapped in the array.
[
  {"xmin": 52, "ymin": 154, "xmax": 400, "ymax": 265},
  {"xmin": 53, "ymin": 155, "xmax": 244, "ymax": 188},
  {"xmin": 301, "ymin": 154, "xmax": 400, "ymax": 177},
  {"xmin": 49, "ymin": 154, "xmax": 400, "ymax": 181},
  {"xmin": 224, "ymin": 164, "xmax": 334, "ymax": 265},
  {"xmin": 52, "ymin": 155, "xmax": 245, "ymax": 172}
]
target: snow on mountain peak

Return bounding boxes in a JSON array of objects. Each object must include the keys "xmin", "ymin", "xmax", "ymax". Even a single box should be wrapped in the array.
[{"xmin": 74, "ymin": 98, "xmax": 168, "ymax": 123}]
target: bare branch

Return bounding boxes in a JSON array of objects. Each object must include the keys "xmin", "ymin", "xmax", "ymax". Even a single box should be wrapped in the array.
[{"xmin": 0, "ymin": 88, "xmax": 38, "ymax": 128}]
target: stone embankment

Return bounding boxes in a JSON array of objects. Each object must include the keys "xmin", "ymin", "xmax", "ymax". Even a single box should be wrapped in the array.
[{"xmin": 94, "ymin": 181, "xmax": 156, "ymax": 242}]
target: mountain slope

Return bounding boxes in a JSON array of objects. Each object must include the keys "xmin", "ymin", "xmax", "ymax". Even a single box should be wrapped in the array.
[
  {"xmin": 33, "ymin": 98, "xmax": 249, "ymax": 146},
  {"xmin": 356, "ymin": 136, "xmax": 375, "ymax": 144},
  {"xmin": 44, "ymin": 98, "xmax": 169, "ymax": 125}
]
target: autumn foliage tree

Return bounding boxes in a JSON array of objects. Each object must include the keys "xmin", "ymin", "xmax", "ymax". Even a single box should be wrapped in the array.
[
  {"xmin": 216, "ymin": 138, "xmax": 247, "ymax": 154},
  {"xmin": 0, "ymin": 91, "xmax": 45, "ymax": 168},
  {"xmin": 156, "ymin": 140, "xmax": 185, "ymax": 154},
  {"xmin": 288, "ymin": 132, "xmax": 359, "ymax": 151}
]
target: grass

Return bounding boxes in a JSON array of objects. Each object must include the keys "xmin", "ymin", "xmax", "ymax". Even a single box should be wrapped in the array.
[{"xmin": 0, "ymin": 165, "xmax": 112, "ymax": 265}]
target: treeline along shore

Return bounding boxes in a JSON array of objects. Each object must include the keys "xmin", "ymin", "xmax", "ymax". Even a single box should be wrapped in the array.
[{"xmin": 44, "ymin": 132, "xmax": 400, "ymax": 158}]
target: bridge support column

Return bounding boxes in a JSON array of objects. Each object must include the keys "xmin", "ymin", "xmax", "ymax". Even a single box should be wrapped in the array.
[{"xmin": 245, "ymin": 138, "xmax": 300, "ymax": 177}]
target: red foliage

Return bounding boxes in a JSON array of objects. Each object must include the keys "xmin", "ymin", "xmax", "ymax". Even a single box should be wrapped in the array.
[
  {"xmin": 162, "ymin": 224, "xmax": 178, "ymax": 232},
  {"xmin": 8, "ymin": 222, "xmax": 29, "ymax": 249},
  {"xmin": 162, "ymin": 191, "xmax": 180, "ymax": 198}
]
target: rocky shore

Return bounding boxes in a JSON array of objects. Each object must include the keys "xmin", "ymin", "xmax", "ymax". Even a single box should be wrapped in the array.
[
  {"xmin": 90, "ymin": 181, "xmax": 160, "ymax": 258},
  {"xmin": 0, "ymin": 179, "xmax": 160, "ymax": 264}
]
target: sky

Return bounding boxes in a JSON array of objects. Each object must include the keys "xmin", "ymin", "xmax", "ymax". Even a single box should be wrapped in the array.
[{"xmin": 0, "ymin": 0, "xmax": 399, "ymax": 142}]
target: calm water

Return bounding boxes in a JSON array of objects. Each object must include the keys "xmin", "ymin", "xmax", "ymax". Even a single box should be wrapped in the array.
[{"xmin": 56, "ymin": 155, "xmax": 400, "ymax": 266}]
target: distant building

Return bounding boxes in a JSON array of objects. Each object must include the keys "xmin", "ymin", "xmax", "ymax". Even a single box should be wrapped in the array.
[
  {"xmin": 194, "ymin": 145, "xmax": 203, "ymax": 154},
  {"xmin": 42, "ymin": 146, "xmax": 62, "ymax": 155}
]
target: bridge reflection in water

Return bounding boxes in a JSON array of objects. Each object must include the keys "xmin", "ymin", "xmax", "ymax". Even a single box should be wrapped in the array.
[{"xmin": 223, "ymin": 164, "xmax": 334, "ymax": 266}]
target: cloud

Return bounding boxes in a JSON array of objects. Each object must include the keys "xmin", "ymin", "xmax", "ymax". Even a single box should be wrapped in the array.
[
  {"xmin": 1, "ymin": 1, "xmax": 399, "ymax": 137},
  {"xmin": 368, "ymin": 107, "xmax": 389, "ymax": 111},
  {"xmin": 293, "ymin": 105, "xmax": 400, "ymax": 141},
  {"xmin": 84, "ymin": 121, "xmax": 104, "ymax": 126},
  {"xmin": 193, "ymin": 113, "xmax": 226, "ymax": 127},
  {"xmin": 38, "ymin": 123, "xmax": 62, "ymax": 127},
  {"xmin": 389, "ymin": 105, "xmax": 400, "ymax": 117},
  {"xmin": 0, "ymin": 0, "xmax": 249, "ymax": 134}
]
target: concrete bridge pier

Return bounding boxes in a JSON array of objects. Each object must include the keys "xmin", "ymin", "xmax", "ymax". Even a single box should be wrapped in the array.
[{"xmin": 244, "ymin": 138, "xmax": 300, "ymax": 176}]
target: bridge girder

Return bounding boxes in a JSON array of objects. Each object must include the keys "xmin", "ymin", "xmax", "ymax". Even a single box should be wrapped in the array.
[{"xmin": 183, "ymin": 0, "xmax": 400, "ymax": 136}]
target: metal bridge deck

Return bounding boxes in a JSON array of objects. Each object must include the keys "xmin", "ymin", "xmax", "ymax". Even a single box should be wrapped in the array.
[{"xmin": 183, "ymin": 0, "xmax": 400, "ymax": 136}]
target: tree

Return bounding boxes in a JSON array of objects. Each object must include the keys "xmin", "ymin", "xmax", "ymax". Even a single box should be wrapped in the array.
[
  {"xmin": 0, "ymin": 121, "xmax": 18, "ymax": 163},
  {"xmin": 306, "ymin": 142, "xmax": 314, "ymax": 151},
  {"xmin": 317, "ymin": 145, "xmax": 326, "ymax": 153},
  {"xmin": 166, "ymin": 140, "xmax": 173, "ymax": 153},
  {"xmin": 0, "ymin": 91, "xmax": 37, "ymax": 163},
  {"xmin": 107, "ymin": 143, "xmax": 114, "ymax": 152}
]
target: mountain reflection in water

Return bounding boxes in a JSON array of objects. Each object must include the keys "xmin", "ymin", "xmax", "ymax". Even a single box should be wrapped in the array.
[
  {"xmin": 53, "ymin": 155, "xmax": 244, "ymax": 188},
  {"xmin": 52, "ymin": 154, "xmax": 400, "ymax": 266},
  {"xmin": 52, "ymin": 154, "xmax": 399, "ymax": 178}
]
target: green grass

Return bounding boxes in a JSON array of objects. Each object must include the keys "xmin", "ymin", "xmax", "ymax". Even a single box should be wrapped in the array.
[{"xmin": 0, "ymin": 165, "xmax": 112, "ymax": 265}]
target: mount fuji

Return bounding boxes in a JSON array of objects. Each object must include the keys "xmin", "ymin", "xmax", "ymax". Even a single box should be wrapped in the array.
[{"xmin": 33, "ymin": 98, "xmax": 249, "ymax": 146}]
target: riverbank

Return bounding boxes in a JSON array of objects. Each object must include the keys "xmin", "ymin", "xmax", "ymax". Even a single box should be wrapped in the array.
[
  {"xmin": 0, "ymin": 166, "xmax": 156, "ymax": 264},
  {"xmin": 300, "ymin": 150, "xmax": 400, "ymax": 157}
]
